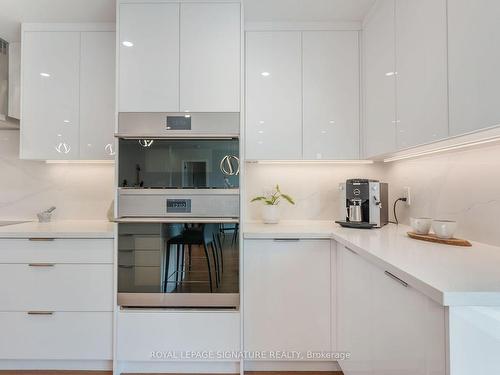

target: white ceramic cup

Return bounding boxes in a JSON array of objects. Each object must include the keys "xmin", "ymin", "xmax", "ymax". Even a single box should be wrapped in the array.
[
  {"xmin": 432, "ymin": 220, "xmax": 457, "ymax": 239},
  {"xmin": 410, "ymin": 217, "xmax": 433, "ymax": 234}
]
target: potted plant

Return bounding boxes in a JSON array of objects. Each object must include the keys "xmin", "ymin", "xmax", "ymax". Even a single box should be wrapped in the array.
[{"xmin": 251, "ymin": 185, "xmax": 295, "ymax": 224}]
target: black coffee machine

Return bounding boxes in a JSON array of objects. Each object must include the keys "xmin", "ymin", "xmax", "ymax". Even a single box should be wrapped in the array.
[{"xmin": 336, "ymin": 179, "xmax": 388, "ymax": 229}]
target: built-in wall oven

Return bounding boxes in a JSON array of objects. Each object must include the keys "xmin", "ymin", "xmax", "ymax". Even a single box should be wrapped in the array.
[{"xmin": 116, "ymin": 113, "xmax": 240, "ymax": 308}]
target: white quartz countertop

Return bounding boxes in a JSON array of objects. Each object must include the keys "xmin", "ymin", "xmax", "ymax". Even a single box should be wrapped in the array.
[
  {"xmin": 244, "ymin": 221, "xmax": 500, "ymax": 307},
  {"xmin": 0, "ymin": 220, "xmax": 114, "ymax": 239}
]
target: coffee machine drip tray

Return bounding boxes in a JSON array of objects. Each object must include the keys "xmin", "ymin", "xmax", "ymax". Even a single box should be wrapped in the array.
[{"xmin": 335, "ymin": 221, "xmax": 377, "ymax": 229}]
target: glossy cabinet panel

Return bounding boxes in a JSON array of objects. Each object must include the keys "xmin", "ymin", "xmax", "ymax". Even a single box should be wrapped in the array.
[
  {"xmin": 180, "ymin": 3, "xmax": 240, "ymax": 112},
  {"xmin": 337, "ymin": 244, "xmax": 446, "ymax": 375},
  {"xmin": 245, "ymin": 31, "xmax": 302, "ymax": 160},
  {"xmin": 118, "ymin": 3, "xmax": 179, "ymax": 112},
  {"xmin": 80, "ymin": 32, "xmax": 115, "ymax": 159},
  {"xmin": 395, "ymin": 0, "xmax": 448, "ymax": 149},
  {"xmin": 448, "ymin": 0, "xmax": 500, "ymax": 135},
  {"xmin": 244, "ymin": 239, "xmax": 331, "ymax": 354},
  {"xmin": 363, "ymin": 0, "xmax": 396, "ymax": 158},
  {"xmin": 21, "ymin": 32, "xmax": 80, "ymax": 159},
  {"xmin": 303, "ymin": 31, "xmax": 360, "ymax": 159}
]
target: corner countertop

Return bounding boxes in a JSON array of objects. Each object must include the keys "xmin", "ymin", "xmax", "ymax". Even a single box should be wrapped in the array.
[
  {"xmin": 244, "ymin": 221, "xmax": 500, "ymax": 307},
  {"xmin": 0, "ymin": 220, "xmax": 114, "ymax": 239}
]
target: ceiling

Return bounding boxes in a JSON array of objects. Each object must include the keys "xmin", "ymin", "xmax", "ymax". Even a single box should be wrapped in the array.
[
  {"xmin": 0, "ymin": 0, "xmax": 376, "ymax": 42},
  {"xmin": 0, "ymin": 0, "xmax": 115, "ymax": 42},
  {"xmin": 244, "ymin": 0, "xmax": 376, "ymax": 23}
]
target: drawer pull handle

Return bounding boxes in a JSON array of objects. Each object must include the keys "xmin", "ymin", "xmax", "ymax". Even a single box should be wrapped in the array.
[
  {"xmin": 118, "ymin": 265, "xmax": 134, "ymax": 269},
  {"xmin": 273, "ymin": 238, "xmax": 300, "ymax": 242},
  {"xmin": 384, "ymin": 271, "xmax": 408, "ymax": 288},
  {"xmin": 29, "ymin": 238, "xmax": 55, "ymax": 241},
  {"xmin": 27, "ymin": 311, "xmax": 54, "ymax": 315},
  {"xmin": 28, "ymin": 263, "xmax": 55, "ymax": 267}
]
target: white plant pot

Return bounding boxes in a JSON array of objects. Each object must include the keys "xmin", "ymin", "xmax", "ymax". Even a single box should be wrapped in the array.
[{"xmin": 261, "ymin": 205, "xmax": 280, "ymax": 224}]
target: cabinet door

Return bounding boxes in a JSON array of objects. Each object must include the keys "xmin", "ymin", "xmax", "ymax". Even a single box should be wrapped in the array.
[
  {"xmin": 180, "ymin": 3, "xmax": 240, "ymax": 112},
  {"xmin": 245, "ymin": 32, "xmax": 302, "ymax": 160},
  {"xmin": 448, "ymin": 0, "xmax": 500, "ymax": 136},
  {"xmin": 21, "ymin": 32, "xmax": 80, "ymax": 159},
  {"xmin": 395, "ymin": 0, "xmax": 448, "ymax": 149},
  {"xmin": 363, "ymin": 0, "xmax": 396, "ymax": 158},
  {"xmin": 8, "ymin": 42, "xmax": 21, "ymax": 120},
  {"xmin": 118, "ymin": 3, "xmax": 179, "ymax": 112},
  {"xmin": 303, "ymin": 31, "xmax": 360, "ymax": 160},
  {"xmin": 244, "ymin": 239, "xmax": 331, "ymax": 355},
  {"xmin": 80, "ymin": 31, "xmax": 115, "ymax": 160},
  {"xmin": 371, "ymin": 267, "xmax": 445, "ymax": 375},
  {"xmin": 337, "ymin": 245, "xmax": 373, "ymax": 374}
]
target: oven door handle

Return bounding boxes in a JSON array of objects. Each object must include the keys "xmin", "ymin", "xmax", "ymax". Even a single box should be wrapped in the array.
[{"xmin": 114, "ymin": 217, "xmax": 240, "ymax": 224}]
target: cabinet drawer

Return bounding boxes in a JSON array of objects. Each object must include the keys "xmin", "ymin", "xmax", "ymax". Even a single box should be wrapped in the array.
[
  {"xmin": 0, "ymin": 264, "xmax": 113, "ymax": 311},
  {"xmin": 0, "ymin": 311, "xmax": 112, "ymax": 360},
  {"xmin": 117, "ymin": 310, "xmax": 240, "ymax": 361},
  {"xmin": 0, "ymin": 238, "xmax": 113, "ymax": 263}
]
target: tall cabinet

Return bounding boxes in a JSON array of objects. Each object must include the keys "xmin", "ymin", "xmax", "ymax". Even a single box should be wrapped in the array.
[
  {"xmin": 118, "ymin": 1, "xmax": 241, "ymax": 113},
  {"xmin": 21, "ymin": 24, "xmax": 115, "ymax": 160}
]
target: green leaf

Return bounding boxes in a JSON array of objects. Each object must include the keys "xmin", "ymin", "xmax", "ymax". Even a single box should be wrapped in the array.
[
  {"xmin": 251, "ymin": 196, "xmax": 267, "ymax": 202},
  {"xmin": 276, "ymin": 184, "xmax": 281, "ymax": 193},
  {"xmin": 281, "ymin": 193, "xmax": 295, "ymax": 205}
]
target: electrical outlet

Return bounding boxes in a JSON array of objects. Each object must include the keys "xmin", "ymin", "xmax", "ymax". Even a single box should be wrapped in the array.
[{"xmin": 403, "ymin": 186, "xmax": 411, "ymax": 206}]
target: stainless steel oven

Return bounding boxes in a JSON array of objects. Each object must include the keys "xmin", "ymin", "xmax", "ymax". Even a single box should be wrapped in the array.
[{"xmin": 116, "ymin": 112, "xmax": 240, "ymax": 308}]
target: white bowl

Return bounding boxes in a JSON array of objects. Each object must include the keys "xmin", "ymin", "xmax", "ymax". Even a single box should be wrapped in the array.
[
  {"xmin": 432, "ymin": 220, "xmax": 457, "ymax": 239},
  {"xmin": 410, "ymin": 217, "xmax": 433, "ymax": 234}
]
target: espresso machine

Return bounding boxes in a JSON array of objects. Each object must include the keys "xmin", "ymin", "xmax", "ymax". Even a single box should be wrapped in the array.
[{"xmin": 336, "ymin": 179, "xmax": 388, "ymax": 228}]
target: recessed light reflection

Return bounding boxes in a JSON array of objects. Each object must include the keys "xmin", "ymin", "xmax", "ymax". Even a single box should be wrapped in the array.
[
  {"xmin": 40, "ymin": 72, "xmax": 50, "ymax": 77},
  {"xmin": 261, "ymin": 72, "xmax": 270, "ymax": 77},
  {"xmin": 385, "ymin": 71, "xmax": 397, "ymax": 76},
  {"xmin": 122, "ymin": 41, "xmax": 134, "ymax": 47},
  {"xmin": 63, "ymin": 120, "xmax": 70, "ymax": 124}
]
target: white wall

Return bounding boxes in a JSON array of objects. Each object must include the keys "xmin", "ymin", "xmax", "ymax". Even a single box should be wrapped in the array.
[
  {"xmin": 245, "ymin": 162, "xmax": 385, "ymax": 221},
  {"xmin": 246, "ymin": 143, "xmax": 500, "ymax": 246},
  {"xmin": 0, "ymin": 130, "xmax": 114, "ymax": 220}
]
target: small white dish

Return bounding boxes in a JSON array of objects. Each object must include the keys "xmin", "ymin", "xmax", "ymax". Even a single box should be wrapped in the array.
[
  {"xmin": 432, "ymin": 220, "xmax": 457, "ymax": 239},
  {"xmin": 410, "ymin": 217, "xmax": 433, "ymax": 234}
]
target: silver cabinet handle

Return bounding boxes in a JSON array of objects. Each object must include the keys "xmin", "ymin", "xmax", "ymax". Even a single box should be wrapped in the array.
[
  {"xmin": 28, "ymin": 263, "xmax": 55, "ymax": 267},
  {"xmin": 27, "ymin": 311, "xmax": 54, "ymax": 315},
  {"xmin": 384, "ymin": 271, "xmax": 408, "ymax": 288},
  {"xmin": 29, "ymin": 238, "xmax": 55, "ymax": 241},
  {"xmin": 118, "ymin": 265, "xmax": 134, "ymax": 269},
  {"xmin": 273, "ymin": 238, "xmax": 300, "ymax": 242}
]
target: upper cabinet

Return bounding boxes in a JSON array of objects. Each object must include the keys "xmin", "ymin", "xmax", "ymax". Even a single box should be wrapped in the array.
[
  {"xmin": 448, "ymin": 0, "xmax": 500, "ymax": 136},
  {"xmin": 395, "ymin": 0, "xmax": 448, "ymax": 149},
  {"xmin": 303, "ymin": 31, "xmax": 360, "ymax": 160},
  {"xmin": 118, "ymin": 1, "xmax": 241, "ymax": 113},
  {"xmin": 363, "ymin": 0, "xmax": 448, "ymax": 157},
  {"xmin": 21, "ymin": 25, "xmax": 115, "ymax": 160},
  {"xmin": 180, "ymin": 3, "xmax": 240, "ymax": 112},
  {"xmin": 245, "ymin": 31, "xmax": 302, "ymax": 160},
  {"xmin": 245, "ymin": 30, "xmax": 360, "ymax": 160},
  {"xmin": 363, "ymin": 0, "xmax": 396, "ymax": 157},
  {"xmin": 118, "ymin": 3, "xmax": 180, "ymax": 112}
]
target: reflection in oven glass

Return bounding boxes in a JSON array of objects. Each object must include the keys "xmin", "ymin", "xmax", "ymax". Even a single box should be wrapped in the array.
[{"xmin": 118, "ymin": 223, "xmax": 239, "ymax": 294}]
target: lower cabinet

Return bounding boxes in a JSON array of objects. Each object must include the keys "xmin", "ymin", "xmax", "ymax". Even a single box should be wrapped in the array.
[
  {"xmin": 243, "ymin": 239, "xmax": 332, "ymax": 357},
  {"xmin": 0, "ymin": 238, "xmax": 113, "ymax": 363},
  {"xmin": 337, "ymin": 244, "xmax": 446, "ymax": 375}
]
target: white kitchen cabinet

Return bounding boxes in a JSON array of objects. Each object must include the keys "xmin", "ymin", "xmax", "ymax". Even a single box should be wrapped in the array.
[
  {"xmin": 180, "ymin": 3, "xmax": 240, "ymax": 112},
  {"xmin": 395, "ymin": 0, "xmax": 448, "ymax": 149},
  {"xmin": 80, "ymin": 31, "xmax": 115, "ymax": 159},
  {"xmin": 362, "ymin": 0, "xmax": 396, "ymax": 158},
  {"xmin": 336, "ymin": 244, "xmax": 446, "ymax": 375},
  {"xmin": 245, "ymin": 31, "xmax": 302, "ymax": 160},
  {"xmin": 8, "ymin": 42, "xmax": 21, "ymax": 120},
  {"xmin": 118, "ymin": 3, "xmax": 179, "ymax": 112},
  {"xmin": 448, "ymin": 0, "xmax": 500, "ymax": 136},
  {"xmin": 21, "ymin": 24, "xmax": 115, "ymax": 160},
  {"xmin": 302, "ymin": 31, "xmax": 360, "ymax": 160},
  {"xmin": 21, "ymin": 31, "xmax": 80, "ymax": 160},
  {"xmin": 244, "ymin": 239, "xmax": 331, "ymax": 355}
]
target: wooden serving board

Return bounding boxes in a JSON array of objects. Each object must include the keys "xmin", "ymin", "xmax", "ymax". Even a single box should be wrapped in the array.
[{"xmin": 407, "ymin": 232, "xmax": 472, "ymax": 247}]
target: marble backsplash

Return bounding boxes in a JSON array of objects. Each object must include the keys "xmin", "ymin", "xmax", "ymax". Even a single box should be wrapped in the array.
[
  {"xmin": 0, "ymin": 130, "xmax": 114, "ymax": 220},
  {"xmin": 246, "ymin": 143, "xmax": 500, "ymax": 246}
]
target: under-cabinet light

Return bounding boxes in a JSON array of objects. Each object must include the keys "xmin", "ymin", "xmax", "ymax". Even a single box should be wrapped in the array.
[
  {"xmin": 249, "ymin": 160, "xmax": 374, "ymax": 165},
  {"xmin": 45, "ymin": 160, "xmax": 115, "ymax": 164}
]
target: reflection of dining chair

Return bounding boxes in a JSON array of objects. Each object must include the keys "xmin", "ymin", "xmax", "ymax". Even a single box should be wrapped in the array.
[
  {"xmin": 163, "ymin": 224, "xmax": 219, "ymax": 293},
  {"xmin": 220, "ymin": 223, "xmax": 239, "ymax": 245}
]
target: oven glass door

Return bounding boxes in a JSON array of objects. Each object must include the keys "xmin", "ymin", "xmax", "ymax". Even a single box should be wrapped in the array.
[
  {"xmin": 118, "ymin": 138, "xmax": 239, "ymax": 189},
  {"xmin": 117, "ymin": 222, "xmax": 239, "ymax": 308}
]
